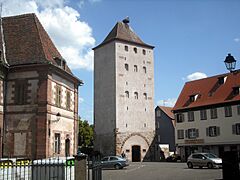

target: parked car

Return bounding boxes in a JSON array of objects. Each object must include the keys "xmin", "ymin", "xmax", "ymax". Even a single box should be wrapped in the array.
[
  {"xmin": 187, "ymin": 153, "xmax": 222, "ymax": 169},
  {"xmin": 101, "ymin": 156, "xmax": 129, "ymax": 169},
  {"xmin": 166, "ymin": 154, "xmax": 181, "ymax": 162}
]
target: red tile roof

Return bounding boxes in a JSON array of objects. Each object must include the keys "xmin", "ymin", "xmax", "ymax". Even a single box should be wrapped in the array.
[
  {"xmin": 1, "ymin": 13, "xmax": 72, "ymax": 74},
  {"xmin": 158, "ymin": 106, "xmax": 174, "ymax": 119},
  {"xmin": 93, "ymin": 21, "xmax": 154, "ymax": 49},
  {"xmin": 173, "ymin": 70, "xmax": 240, "ymax": 111}
]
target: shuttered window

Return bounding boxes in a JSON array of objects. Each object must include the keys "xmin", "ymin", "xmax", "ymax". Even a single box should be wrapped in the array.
[
  {"xmin": 206, "ymin": 126, "xmax": 220, "ymax": 137},
  {"xmin": 224, "ymin": 106, "xmax": 232, "ymax": 117},
  {"xmin": 177, "ymin": 130, "xmax": 184, "ymax": 139},
  {"xmin": 185, "ymin": 128, "xmax": 199, "ymax": 139},
  {"xmin": 15, "ymin": 80, "xmax": 27, "ymax": 105},
  {"xmin": 55, "ymin": 85, "xmax": 61, "ymax": 107},
  {"xmin": 66, "ymin": 90, "xmax": 71, "ymax": 110},
  {"xmin": 200, "ymin": 110, "xmax": 207, "ymax": 120}
]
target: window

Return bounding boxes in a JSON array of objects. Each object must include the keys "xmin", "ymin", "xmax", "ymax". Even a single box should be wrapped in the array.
[
  {"xmin": 126, "ymin": 123, "xmax": 128, "ymax": 128},
  {"xmin": 224, "ymin": 106, "xmax": 232, "ymax": 117},
  {"xmin": 124, "ymin": 45, "xmax": 128, "ymax": 51},
  {"xmin": 177, "ymin": 130, "xmax": 184, "ymax": 139},
  {"xmin": 188, "ymin": 111, "xmax": 194, "ymax": 121},
  {"xmin": 176, "ymin": 113, "xmax": 184, "ymax": 123},
  {"xmin": 134, "ymin": 92, "xmax": 138, "ymax": 99},
  {"xmin": 186, "ymin": 128, "xmax": 199, "ymax": 139},
  {"xmin": 238, "ymin": 105, "xmax": 240, "ymax": 115},
  {"xmin": 15, "ymin": 80, "xmax": 27, "ymax": 105},
  {"xmin": 200, "ymin": 110, "xmax": 207, "ymax": 120},
  {"xmin": 54, "ymin": 133, "xmax": 61, "ymax": 154},
  {"xmin": 134, "ymin": 65, "xmax": 138, "ymax": 72},
  {"xmin": 156, "ymin": 122, "xmax": 160, "ymax": 129},
  {"xmin": 189, "ymin": 95, "xmax": 195, "ymax": 102},
  {"xmin": 218, "ymin": 76, "xmax": 226, "ymax": 85},
  {"xmin": 143, "ymin": 66, "xmax": 146, "ymax": 73},
  {"xmin": 125, "ymin": 63, "xmax": 129, "ymax": 71},
  {"xmin": 143, "ymin": 93, "xmax": 147, "ymax": 100},
  {"xmin": 210, "ymin": 108, "xmax": 217, "ymax": 119},
  {"xmin": 206, "ymin": 126, "xmax": 220, "ymax": 137},
  {"xmin": 55, "ymin": 85, "xmax": 61, "ymax": 107},
  {"xmin": 110, "ymin": 157, "xmax": 118, "ymax": 161},
  {"xmin": 232, "ymin": 123, "xmax": 240, "ymax": 135},
  {"xmin": 157, "ymin": 135, "xmax": 161, "ymax": 142},
  {"xmin": 156, "ymin": 110, "xmax": 161, "ymax": 117},
  {"xmin": 133, "ymin": 47, "xmax": 137, "ymax": 53},
  {"xmin": 233, "ymin": 87, "xmax": 239, "ymax": 95},
  {"xmin": 144, "ymin": 123, "xmax": 146, "ymax": 127},
  {"xmin": 142, "ymin": 49, "xmax": 146, "ymax": 55},
  {"xmin": 125, "ymin": 91, "xmax": 129, "ymax": 98},
  {"xmin": 66, "ymin": 91, "xmax": 71, "ymax": 110}
]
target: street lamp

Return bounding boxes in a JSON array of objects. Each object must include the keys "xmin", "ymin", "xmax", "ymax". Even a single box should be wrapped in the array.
[
  {"xmin": 50, "ymin": 112, "xmax": 61, "ymax": 123},
  {"xmin": 224, "ymin": 53, "xmax": 236, "ymax": 72}
]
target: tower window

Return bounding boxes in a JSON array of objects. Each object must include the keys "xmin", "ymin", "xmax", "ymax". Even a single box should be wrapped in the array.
[
  {"xmin": 134, "ymin": 65, "xmax": 138, "ymax": 72},
  {"xmin": 134, "ymin": 92, "xmax": 138, "ymax": 99},
  {"xmin": 142, "ymin": 49, "xmax": 146, "ymax": 55},
  {"xmin": 133, "ymin": 47, "xmax": 137, "ymax": 53},
  {"xmin": 125, "ymin": 46, "xmax": 128, "ymax": 51},
  {"xmin": 143, "ymin": 66, "xmax": 147, "ymax": 73},
  {"xmin": 143, "ymin": 93, "xmax": 147, "ymax": 100},
  {"xmin": 125, "ymin": 91, "xmax": 129, "ymax": 98},
  {"xmin": 125, "ymin": 64, "xmax": 129, "ymax": 71}
]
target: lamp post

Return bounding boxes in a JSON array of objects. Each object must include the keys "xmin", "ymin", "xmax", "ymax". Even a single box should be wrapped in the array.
[{"xmin": 224, "ymin": 53, "xmax": 236, "ymax": 72}]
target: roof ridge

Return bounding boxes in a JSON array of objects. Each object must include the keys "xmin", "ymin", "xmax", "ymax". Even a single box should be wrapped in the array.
[{"xmin": 32, "ymin": 14, "xmax": 48, "ymax": 63}]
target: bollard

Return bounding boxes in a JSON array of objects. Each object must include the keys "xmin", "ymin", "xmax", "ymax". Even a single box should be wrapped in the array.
[{"xmin": 74, "ymin": 154, "xmax": 87, "ymax": 180}]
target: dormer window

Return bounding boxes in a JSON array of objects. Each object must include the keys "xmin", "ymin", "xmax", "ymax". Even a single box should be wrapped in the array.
[
  {"xmin": 54, "ymin": 57, "xmax": 66, "ymax": 70},
  {"xmin": 218, "ymin": 76, "xmax": 227, "ymax": 85},
  {"xmin": 233, "ymin": 87, "xmax": 240, "ymax": 95},
  {"xmin": 189, "ymin": 94, "xmax": 199, "ymax": 102}
]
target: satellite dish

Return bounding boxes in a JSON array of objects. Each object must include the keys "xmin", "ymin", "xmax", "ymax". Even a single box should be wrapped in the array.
[{"xmin": 122, "ymin": 16, "xmax": 130, "ymax": 24}]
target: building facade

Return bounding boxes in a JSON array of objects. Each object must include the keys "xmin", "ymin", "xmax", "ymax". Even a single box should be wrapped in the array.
[
  {"xmin": 0, "ymin": 13, "xmax": 82, "ymax": 159},
  {"xmin": 155, "ymin": 106, "xmax": 175, "ymax": 160},
  {"xmin": 94, "ymin": 19, "xmax": 155, "ymax": 161},
  {"xmin": 173, "ymin": 70, "xmax": 240, "ymax": 161}
]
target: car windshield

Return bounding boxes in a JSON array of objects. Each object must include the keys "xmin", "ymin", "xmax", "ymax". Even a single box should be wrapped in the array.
[{"xmin": 204, "ymin": 153, "xmax": 218, "ymax": 158}]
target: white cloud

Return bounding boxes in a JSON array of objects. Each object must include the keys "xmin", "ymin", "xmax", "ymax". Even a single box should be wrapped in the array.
[
  {"xmin": 234, "ymin": 38, "xmax": 240, "ymax": 42},
  {"xmin": 1, "ymin": 0, "xmax": 95, "ymax": 70},
  {"xmin": 79, "ymin": 97, "xmax": 84, "ymax": 103},
  {"xmin": 186, "ymin": 72, "xmax": 207, "ymax": 81},
  {"xmin": 157, "ymin": 98, "xmax": 177, "ymax": 107}
]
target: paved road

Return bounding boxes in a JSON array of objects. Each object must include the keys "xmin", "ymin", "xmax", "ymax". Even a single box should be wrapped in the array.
[{"xmin": 102, "ymin": 162, "xmax": 222, "ymax": 180}]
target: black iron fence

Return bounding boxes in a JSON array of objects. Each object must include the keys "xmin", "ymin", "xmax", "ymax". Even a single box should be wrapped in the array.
[{"xmin": 0, "ymin": 155, "xmax": 102, "ymax": 180}]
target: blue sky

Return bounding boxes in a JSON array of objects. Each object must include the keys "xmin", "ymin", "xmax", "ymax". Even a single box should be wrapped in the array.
[{"xmin": 2, "ymin": 0, "xmax": 240, "ymax": 124}]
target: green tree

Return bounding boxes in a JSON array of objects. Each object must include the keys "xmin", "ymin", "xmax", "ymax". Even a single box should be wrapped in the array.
[{"xmin": 78, "ymin": 117, "xmax": 94, "ymax": 147}]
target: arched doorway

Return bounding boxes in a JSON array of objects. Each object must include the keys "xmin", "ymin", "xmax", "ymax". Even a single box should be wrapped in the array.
[
  {"xmin": 65, "ymin": 138, "xmax": 70, "ymax": 157},
  {"xmin": 132, "ymin": 145, "xmax": 141, "ymax": 162}
]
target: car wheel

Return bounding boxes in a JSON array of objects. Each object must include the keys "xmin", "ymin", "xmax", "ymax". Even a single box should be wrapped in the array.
[
  {"xmin": 207, "ymin": 163, "xmax": 213, "ymax": 169},
  {"xmin": 199, "ymin": 166, "xmax": 202, "ymax": 169},
  {"xmin": 114, "ymin": 164, "xmax": 121, "ymax": 169},
  {"xmin": 187, "ymin": 162, "xmax": 193, "ymax": 169}
]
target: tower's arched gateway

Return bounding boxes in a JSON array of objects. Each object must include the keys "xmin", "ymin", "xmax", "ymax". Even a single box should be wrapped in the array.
[
  {"xmin": 94, "ymin": 18, "xmax": 155, "ymax": 161},
  {"xmin": 118, "ymin": 133, "xmax": 151, "ymax": 162}
]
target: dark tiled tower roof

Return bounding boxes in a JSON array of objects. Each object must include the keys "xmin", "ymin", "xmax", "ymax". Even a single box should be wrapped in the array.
[
  {"xmin": 93, "ymin": 21, "xmax": 154, "ymax": 49},
  {"xmin": 0, "ymin": 13, "xmax": 72, "ymax": 74}
]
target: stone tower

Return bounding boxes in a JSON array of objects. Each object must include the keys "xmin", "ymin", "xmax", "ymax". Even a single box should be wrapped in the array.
[{"xmin": 93, "ymin": 18, "xmax": 155, "ymax": 161}]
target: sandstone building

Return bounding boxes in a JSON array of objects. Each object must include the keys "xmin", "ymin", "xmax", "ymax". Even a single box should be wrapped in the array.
[
  {"xmin": 0, "ymin": 13, "xmax": 82, "ymax": 159},
  {"xmin": 93, "ymin": 18, "xmax": 155, "ymax": 161}
]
